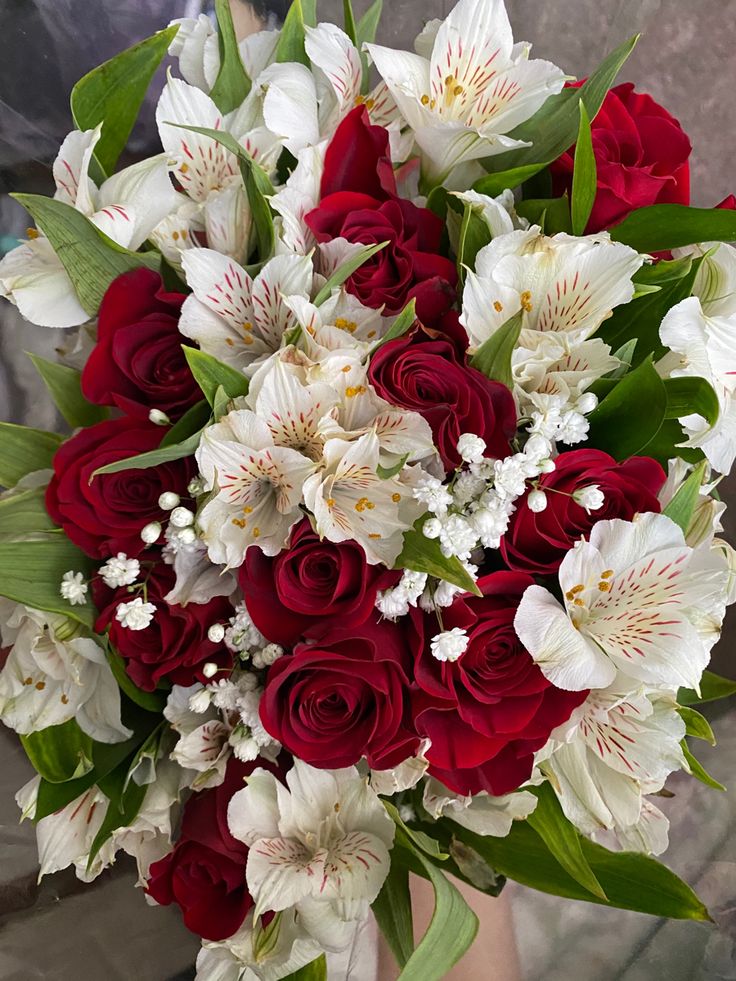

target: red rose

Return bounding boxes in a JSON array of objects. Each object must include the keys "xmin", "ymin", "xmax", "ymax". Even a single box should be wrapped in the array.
[
  {"xmin": 45, "ymin": 417, "xmax": 194, "ymax": 559},
  {"xmin": 550, "ymin": 82, "xmax": 691, "ymax": 232},
  {"xmin": 259, "ymin": 615, "xmax": 419, "ymax": 770},
  {"xmin": 93, "ymin": 562, "xmax": 233, "ymax": 691},
  {"xmin": 410, "ymin": 573, "xmax": 587, "ymax": 796},
  {"xmin": 239, "ymin": 519, "xmax": 398, "ymax": 647},
  {"xmin": 81, "ymin": 269, "xmax": 200, "ymax": 419},
  {"xmin": 368, "ymin": 327, "xmax": 517, "ymax": 471},
  {"xmin": 147, "ymin": 759, "xmax": 258, "ymax": 941},
  {"xmin": 305, "ymin": 107, "xmax": 457, "ymax": 324},
  {"xmin": 501, "ymin": 449, "xmax": 666, "ymax": 576}
]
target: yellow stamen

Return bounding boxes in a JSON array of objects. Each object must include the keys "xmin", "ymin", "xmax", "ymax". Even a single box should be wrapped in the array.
[
  {"xmin": 391, "ymin": 493, "xmax": 401, "ymax": 503},
  {"xmin": 600, "ymin": 569, "xmax": 614, "ymax": 579},
  {"xmin": 345, "ymin": 385, "xmax": 367, "ymax": 398},
  {"xmin": 180, "ymin": 163, "xmax": 189, "ymax": 174},
  {"xmin": 26, "ymin": 227, "xmax": 39, "ymax": 240},
  {"xmin": 494, "ymin": 300, "xmax": 504, "ymax": 313},
  {"xmin": 520, "ymin": 290, "xmax": 533, "ymax": 312}
]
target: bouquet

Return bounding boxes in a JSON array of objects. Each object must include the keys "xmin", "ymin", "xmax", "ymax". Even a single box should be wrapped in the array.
[{"xmin": 2, "ymin": 0, "xmax": 736, "ymax": 977}]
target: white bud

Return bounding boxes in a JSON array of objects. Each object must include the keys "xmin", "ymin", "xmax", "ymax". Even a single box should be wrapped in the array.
[
  {"xmin": 527, "ymin": 489, "xmax": 548, "ymax": 513},
  {"xmin": 188, "ymin": 476, "xmax": 206, "ymax": 497},
  {"xmin": 456, "ymin": 433, "xmax": 486, "ymax": 464},
  {"xmin": 202, "ymin": 661, "xmax": 219, "ymax": 679},
  {"xmin": 140, "ymin": 521, "xmax": 162, "ymax": 544},
  {"xmin": 423, "ymin": 517, "xmax": 442, "ymax": 539},
  {"xmin": 176, "ymin": 526, "xmax": 198, "ymax": 545},
  {"xmin": 576, "ymin": 392, "xmax": 598, "ymax": 415},
  {"xmin": 207, "ymin": 623, "xmax": 226, "ymax": 644},
  {"xmin": 149, "ymin": 409, "xmax": 171, "ymax": 426},
  {"xmin": 158, "ymin": 492, "xmax": 180, "ymax": 511},
  {"xmin": 574, "ymin": 484, "xmax": 605, "ymax": 513},
  {"xmin": 539, "ymin": 458, "xmax": 556, "ymax": 474},
  {"xmin": 170, "ymin": 506, "xmax": 194, "ymax": 528}
]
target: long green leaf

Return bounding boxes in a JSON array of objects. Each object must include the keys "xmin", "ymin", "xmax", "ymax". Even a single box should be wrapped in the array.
[
  {"xmin": 398, "ymin": 517, "xmax": 481, "ymax": 596},
  {"xmin": 21, "ymin": 719, "xmax": 94, "ymax": 784},
  {"xmin": 662, "ymin": 460, "xmax": 707, "ymax": 533},
  {"xmin": 664, "ymin": 376, "xmax": 720, "ymax": 427},
  {"xmin": 0, "ymin": 538, "xmax": 95, "ymax": 628},
  {"xmin": 357, "ymin": 0, "xmax": 383, "ymax": 93},
  {"xmin": 281, "ymin": 956, "xmax": 327, "ymax": 981},
  {"xmin": 0, "ymin": 422, "xmax": 62, "ymax": 488},
  {"xmin": 210, "ymin": 0, "xmax": 252, "ymax": 113},
  {"xmin": 87, "ymin": 754, "xmax": 148, "ymax": 868},
  {"xmin": 570, "ymin": 100, "xmax": 596, "ymax": 235},
  {"xmin": 106, "ymin": 646, "xmax": 167, "ymax": 715},
  {"xmin": 457, "ymin": 202, "xmax": 492, "ymax": 283},
  {"xmin": 71, "ymin": 26, "xmax": 178, "ymax": 178},
  {"xmin": 611, "ymin": 204, "xmax": 736, "ymax": 254},
  {"xmin": 678, "ymin": 706, "xmax": 716, "ymax": 745},
  {"xmin": 91, "ymin": 430, "xmax": 202, "ymax": 478},
  {"xmin": 469, "ymin": 310, "xmax": 523, "ymax": 390},
  {"xmin": 515, "ymin": 195, "xmax": 572, "ymax": 234},
  {"xmin": 313, "ymin": 242, "xmax": 389, "ymax": 306},
  {"xmin": 0, "ymin": 488, "xmax": 59, "ymax": 537},
  {"xmin": 160, "ymin": 399, "xmax": 212, "ymax": 448},
  {"xmin": 275, "ymin": 0, "xmax": 310, "ymax": 66},
  {"xmin": 586, "ymin": 358, "xmax": 668, "ymax": 460},
  {"xmin": 372, "ymin": 860, "xmax": 415, "ymax": 969},
  {"xmin": 528, "ymin": 783, "xmax": 607, "ymax": 900},
  {"xmin": 28, "ymin": 354, "xmax": 108, "ymax": 428},
  {"xmin": 679, "ymin": 670, "xmax": 736, "ymax": 705},
  {"xmin": 682, "ymin": 743, "xmax": 726, "ymax": 792},
  {"xmin": 370, "ymin": 299, "xmax": 417, "ymax": 353},
  {"xmin": 183, "ymin": 347, "xmax": 250, "ymax": 406},
  {"xmin": 12, "ymin": 194, "xmax": 158, "ymax": 318}
]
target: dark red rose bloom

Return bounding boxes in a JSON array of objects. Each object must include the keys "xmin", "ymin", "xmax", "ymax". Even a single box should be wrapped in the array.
[
  {"xmin": 259, "ymin": 615, "xmax": 419, "ymax": 770},
  {"xmin": 147, "ymin": 758, "xmax": 263, "ymax": 941},
  {"xmin": 305, "ymin": 107, "xmax": 457, "ymax": 325},
  {"xmin": 45, "ymin": 417, "xmax": 194, "ymax": 560},
  {"xmin": 501, "ymin": 449, "xmax": 666, "ymax": 576},
  {"xmin": 239, "ymin": 519, "xmax": 399, "ymax": 647},
  {"xmin": 93, "ymin": 561, "xmax": 233, "ymax": 691},
  {"xmin": 410, "ymin": 573, "xmax": 587, "ymax": 797},
  {"xmin": 81, "ymin": 268, "xmax": 200, "ymax": 420},
  {"xmin": 368, "ymin": 327, "xmax": 517, "ymax": 471},
  {"xmin": 550, "ymin": 82, "xmax": 691, "ymax": 232}
]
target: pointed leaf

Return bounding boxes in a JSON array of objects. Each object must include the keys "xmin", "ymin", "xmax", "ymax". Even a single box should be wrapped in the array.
[
  {"xmin": 370, "ymin": 299, "xmax": 417, "ymax": 353},
  {"xmin": 457, "ymin": 202, "xmax": 492, "ymax": 283},
  {"xmin": 586, "ymin": 357, "xmax": 668, "ymax": 460},
  {"xmin": 91, "ymin": 431, "xmax": 202, "ymax": 478},
  {"xmin": 663, "ymin": 376, "xmax": 720, "ymax": 427},
  {"xmin": 681, "ymin": 743, "xmax": 726, "ymax": 791},
  {"xmin": 0, "ymin": 422, "xmax": 62, "ymax": 489},
  {"xmin": 21, "ymin": 719, "xmax": 94, "ymax": 785},
  {"xmin": 183, "ymin": 346, "xmax": 250, "ymax": 406},
  {"xmin": 662, "ymin": 460, "xmax": 707, "ymax": 533},
  {"xmin": 0, "ymin": 538, "xmax": 95, "ymax": 628},
  {"xmin": 281, "ymin": 956, "xmax": 327, "ymax": 981},
  {"xmin": 397, "ymin": 516, "xmax": 481, "ymax": 596},
  {"xmin": 469, "ymin": 309, "xmax": 523, "ymax": 390},
  {"xmin": 679, "ymin": 670, "xmax": 736, "ymax": 706},
  {"xmin": 87, "ymin": 753, "xmax": 148, "ymax": 868},
  {"xmin": 372, "ymin": 859, "xmax": 415, "ymax": 969},
  {"xmin": 160, "ymin": 399, "xmax": 212, "ymax": 449},
  {"xmin": 210, "ymin": 0, "xmax": 252, "ymax": 113},
  {"xmin": 28, "ymin": 353, "xmax": 108, "ymax": 428},
  {"xmin": 275, "ymin": 0, "xmax": 310, "ymax": 66},
  {"xmin": 0, "ymin": 488, "xmax": 59, "ymax": 538},
  {"xmin": 610, "ymin": 204, "xmax": 736, "ymax": 254},
  {"xmin": 313, "ymin": 241, "xmax": 389, "ymax": 306},
  {"xmin": 678, "ymin": 706, "xmax": 716, "ymax": 745},
  {"xmin": 106, "ymin": 646, "xmax": 167, "ymax": 714},
  {"xmin": 570, "ymin": 100, "xmax": 596, "ymax": 235}
]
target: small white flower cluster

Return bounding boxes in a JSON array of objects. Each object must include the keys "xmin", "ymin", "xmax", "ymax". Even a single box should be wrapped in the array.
[
  {"xmin": 115, "ymin": 597, "xmax": 156, "ymax": 631},
  {"xmin": 431, "ymin": 627, "xmax": 469, "ymax": 662},
  {"xmin": 59, "ymin": 571, "xmax": 88, "ymax": 606},
  {"xmin": 190, "ymin": 670, "xmax": 280, "ymax": 762},
  {"xmin": 100, "ymin": 553, "xmax": 140, "ymax": 589},
  {"xmin": 526, "ymin": 391, "xmax": 598, "ymax": 446},
  {"xmin": 222, "ymin": 603, "xmax": 284, "ymax": 670}
]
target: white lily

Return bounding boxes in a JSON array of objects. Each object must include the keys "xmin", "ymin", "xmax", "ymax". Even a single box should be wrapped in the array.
[
  {"xmin": 227, "ymin": 761, "xmax": 394, "ymax": 951},
  {"xmin": 178, "ymin": 248, "xmax": 314, "ymax": 375},
  {"xmin": 537, "ymin": 687, "xmax": 685, "ymax": 854},
  {"xmin": 514, "ymin": 512, "xmax": 731, "ymax": 693},
  {"xmin": 366, "ymin": 0, "xmax": 566, "ymax": 180},
  {"xmin": 658, "ymin": 295, "xmax": 736, "ymax": 473},
  {"xmin": 0, "ymin": 127, "xmax": 179, "ymax": 327},
  {"xmin": 0, "ymin": 601, "xmax": 131, "ymax": 744},
  {"xmin": 423, "ymin": 777, "xmax": 537, "ymax": 837},
  {"xmin": 196, "ymin": 409, "xmax": 316, "ymax": 566},
  {"xmin": 303, "ymin": 431, "xmax": 422, "ymax": 565},
  {"xmin": 461, "ymin": 227, "xmax": 644, "ymax": 352}
]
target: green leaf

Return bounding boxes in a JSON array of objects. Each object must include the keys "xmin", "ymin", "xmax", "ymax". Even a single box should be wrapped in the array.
[
  {"xmin": 106, "ymin": 645, "xmax": 167, "ymax": 714},
  {"xmin": 397, "ymin": 516, "xmax": 481, "ymax": 597},
  {"xmin": 469, "ymin": 310, "xmax": 523, "ymax": 390},
  {"xmin": 343, "ymin": 0, "xmax": 359, "ymax": 44},
  {"xmin": 476, "ymin": 35, "xmax": 638, "ymax": 188},
  {"xmin": 275, "ymin": 0, "xmax": 310, "ymax": 66},
  {"xmin": 355, "ymin": 0, "xmax": 383, "ymax": 93},
  {"xmin": 457, "ymin": 202, "xmax": 492, "ymax": 283},
  {"xmin": 377, "ymin": 454, "xmax": 409, "ymax": 480},
  {"xmin": 515, "ymin": 196, "xmax": 572, "ymax": 234},
  {"xmin": 0, "ymin": 488, "xmax": 58, "ymax": 538},
  {"xmin": 681, "ymin": 742, "xmax": 726, "ymax": 792},
  {"xmin": 183, "ymin": 347, "xmax": 249, "ymax": 406},
  {"xmin": 28, "ymin": 354, "xmax": 108, "ymax": 428},
  {"xmin": 610, "ymin": 204, "xmax": 736, "ymax": 254},
  {"xmin": 570, "ymin": 100, "xmax": 596, "ymax": 235},
  {"xmin": 662, "ymin": 460, "xmax": 707, "ymax": 533},
  {"xmin": 91, "ymin": 431, "xmax": 201, "ymax": 478},
  {"xmin": 678, "ymin": 706, "xmax": 716, "ymax": 745},
  {"xmin": 663, "ymin": 376, "xmax": 720, "ymax": 427},
  {"xmin": 12, "ymin": 194, "xmax": 158, "ymax": 318},
  {"xmin": 209, "ymin": 0, "xmax": 252, "ymax": 113},
  {"xmin": 679, "ymin": 670, "xmax": 736, "ymax": 706},
  {"xmin": 71, "ymin": 26, "xmax": 178, "ymax": 178},
  {"xmin": 528, "ymin": 783, "xmax": 607, "ymax": 900},
  {"xmin": 87, "ymin": 754, "xmax": 148, "ymax": 868},
  {"xmin": 586, "ymin": 358, "xmax": 668, "ymax": 460},
  {"xmin": 444, "ymin": 819, "xmax": 709, "ymax": 921},
  {"xmin": 21, "ymin": 719, "xmax": 94, "ymax": 784},
  {"xmin": 282, "ymin": 956, "xmax": 328, "ymax": 981},
  {"xmin": 160, "ymin": 400, "xmax": 212, "ymax": 449},
  {"xmin": 213, "ymin": 385, "xmax": 232, "ymax": 422},
  {"xmin": 372, "ymin": 860, "xmax": 414, "ymax": 969},
  {"xmin": 634, "ymin": 256, "xmax": 695, "ymax": 285},
  {"xmin": 395, "ymin": 831, "xmax": 478, "ymax": 981},
  {"xmin": 385, "ymin": 801, "xmax": 448, "ymax": 861},
  {"xmin": 371, "ymin": 299, "xmax": 418, "ymax": 353},
  {"xmin": 0, "ymin": 422, "xmax": 62, "ymax": 488},
  {"xmin": 313, "ymin": 242, "xmax": 389, "ymax": 306},
  {"xmin": 301, "ymin": 0, "xmax": 317, "ymax": 27},
  {"xmin": 0, "ymin": 538, "xmax": 95, "ymax": 628},
  {"xmin": 607, "ymin": 338, "xmax": 637, "ymax": 379}
]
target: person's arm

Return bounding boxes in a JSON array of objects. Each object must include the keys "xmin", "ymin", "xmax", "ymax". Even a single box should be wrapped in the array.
[{"xmin": 377, "ymin": 874, "xmax": 522, "ymax": 981}]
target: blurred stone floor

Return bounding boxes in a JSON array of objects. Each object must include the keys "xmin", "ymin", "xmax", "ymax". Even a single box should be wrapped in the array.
[{"xmin": 0, "ymin": 1, "xmax": 735, "ymax": 978}]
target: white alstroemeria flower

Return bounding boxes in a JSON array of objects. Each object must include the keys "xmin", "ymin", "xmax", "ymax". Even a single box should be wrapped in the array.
[
  {"xmin": 658, "ymin": 458, "xmax": 726, "ymax": 548},
  {"xmin": 461, "ymin": 227, "xmax": 644, "ymax": 352},
  {"xmin": 228, "ymin": 761, "xmax": 394, "ymax": 951},
  {"xmin": 673, "ymin": 239, "xmax": 736, "ymax": 319},
  {"xmin": 178, "ymin": 248, "xmax": 314, "ymax": 375},
  {"xmin": 512, "ymin": 333, "xmax": 619, "ymax": 407},
  {"xmin": 272, "ymin": 142, "xmax": 326, "ymax": 255},
  {"xmin": 165, "ymin": 685, "xmax": 233, "ymax": 789},
  {"xmin": 162, "ymin": 537, "xmax": 238, "ymax": 606},
  {"xmin": 0, "ymin": 127, "xmax": 179, "ymax": 327},
  {"xmin": 197, "ymin": 410, "xmax": 316, "ymax": 566},
  {"xmin": 366, "ymin": 0, "xmax": 566, "ymax": 180},
  {"xmin": 658, "ymin": 295, "xmax": 736, "ymax": 473},
  {"xmin": 369, "ymin": 741, "xmax": 431, "ymax": 796},
  {"xmin": 284, "ymin": 290, "xmax": 387, "ymax": 354},
  {"xmin": 423, "ymin": 777, "xmax": 537, "ymax": 837},
  {"xmin": 0, "ymin": 602, "xmax": 131, "ymax": 743},
  {"xmin": 537, "ymin": 687, "xmax": 685, "ymax": 854},
  {"xmin": 303, "ymin": 432, "xmax": 422, "ymax": 565},
  {"xmin": 514, "ymin": 512, "xmax": 731, "ymax": 693},
  {"xmin": 452, "ymin": 188, "xmax": 528, "ymax": 239}
]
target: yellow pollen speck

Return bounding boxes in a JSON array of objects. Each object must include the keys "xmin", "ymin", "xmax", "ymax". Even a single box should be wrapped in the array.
[
  {"xmin": 391, "ymin": 493, "xmax": 401, "ymax": 503},
  {"xmin": 243, "ymin": 506, "xmax": 253, "ymax": 514},
  {"xmin": 172, "ymin": 231, "xmax": 180, "ymax": 241},
  {"xmin": 253, "ymin": 528, "xmax": 261, "ymax": 538},
  {"xmin": 225, "ymin": 338, "xmax": 235, "ymax": 346},
  {"xmin": 354, "ymin": 95, "xmax": 366, "ymax": 106},
  {"xmin": 334, "ymin": 802, "xmax": 341, "ymax": 812},
  {"xmin": 570, "ymin": 584, "xmax": 585, "ymax": 595},
  {"xmin": 453, "ymin": 84, "xmax": 464, "ymax": 96},
  {"xmin": 421, "ymin": 94, "xmax": 430, "ymax": 106},
  {"xmin": 232, "ymin": 518, "xmax": 247, "ymax": 528},
  {"xmin": 365, "ymin": 98, "xmax": 375, "ymax": 110},
  {"xmin": 345, "ymin": 385, "xmax": 367, "ymax": 398},
  {"xmin": 61, "ymin": 693, "xmax": 69, "ymax": 704},
  {"xmin": 243, "ymin": 321, "xmax": 253, "ymax": 332},
  {"xmin": 326, "ymin": 498, "xmax": 336, "ymax": 507},
  {"xmin": 335, "ymin": 317, "xmax": 358, "ymax": 334},
  {"xmin": 520, "ymin": 290, "xmax": 533, "ymax": 312},
  {"xmin": 355, "ymin": 496, "xmax": 375, "ymax": 512},
  {"xmin": 180, "ymin": 163, "xmax": 189, "ymax": 174},
  {"xmin": 601, "ymin": 569, "xmax": 614, "ymax": 579},
  {"xmin": 573, "ymin": 598, "xmax": 585, "ymax": 607},
  {"xmin": 243, "ymin": 334, "xmax": 254, "ymax": 345},
  {"xmin": 367, "ymin": 330, "xmax": 376, "ymax": 338},
  {"xmin": 445, "ymin": 74, "xmax": 455, "ymax": 86},
  {"xmin": 23, "ymin": 676, "xmax": 33, "ymax": 686},
  {"xmin": 368, "ymin": 533, "xmax": 381, "ymax": 539},
  {"xmin": 181, "ymin": 229, "xmax": 188, "ymax": 239},
  {"xmin": 35, "ymin": 681, "xmax": 46, "ymax": 691},
  {"xmin": 493, "ymin": 300, "xmax": 504, "ymax": 313},
  {"xmin": 565, "ymin": 591, "xmax": 574, "ymax": 601},
  {"xmin": 341, "ymin": 365, "xmax": 351, "ymax": 373},
  {"xmin": 598, "ymin": 582, "xmax": 611, "ymax": 592},
  {"xmin": 26, "ymin": 227, "xmax": 39, "ymax": 240},
  {"xmin": 430, "ymin": 98, "xmax": 437, "ymax": 109}
]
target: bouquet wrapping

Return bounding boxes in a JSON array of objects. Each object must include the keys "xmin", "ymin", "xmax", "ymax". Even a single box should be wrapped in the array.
[{"xmin": 1, "ymin": 1, "xmax": 736, "ymax": 977}]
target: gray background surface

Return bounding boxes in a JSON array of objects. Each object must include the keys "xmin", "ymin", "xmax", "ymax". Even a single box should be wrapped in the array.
[{"xmin": 0, "ymin": 1, "xmax": 734, "ymax": 978}]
